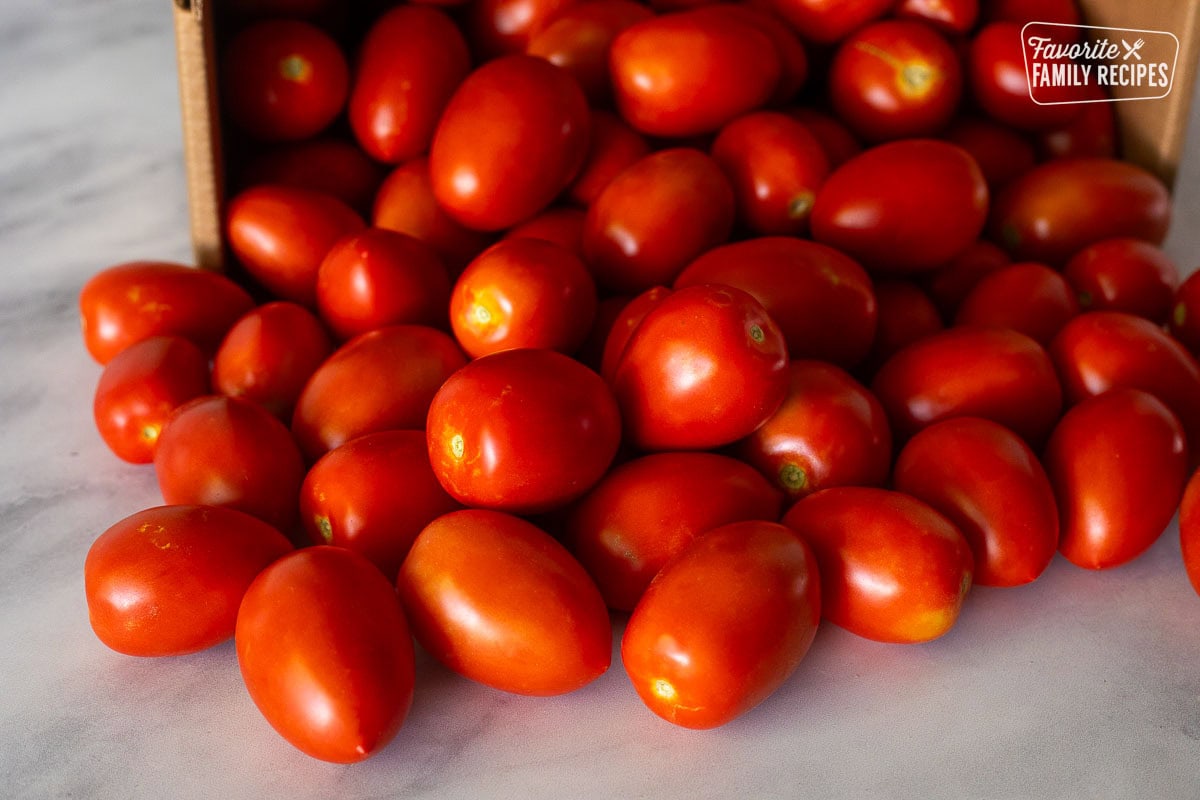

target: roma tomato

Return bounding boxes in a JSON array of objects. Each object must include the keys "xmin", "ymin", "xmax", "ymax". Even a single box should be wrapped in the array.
[
  {"xmin": 430, "ymin": 55, "xmax": 590, "ymax": 231},
  {"xmin": 564, "ymin": 452, "xmax": 784, "ymax": 611},
  {"xmin": 769, "ymin": 0, "xmax": 894, "ymax": 43},
  {"xmin": 397, "ymin": 510, "xmax": 611, "ymax": 695},
  {"xmin": 1044, "ymin": 389, "xmax": 1187, "ymax": 570},
  {"xmin": 689, "ymin": 4, "xmax": 809, "ymax": 106},
  {"xmin": 611, "ymin": 284, "xmax": 789, "ymax": 451},
  {"xmin": 895, "ymin": 0, "xmax": 979, "ymax": 34},
  {"xmin": 426, "ymin": 348, "xmax": 621, "ymax": 512},
  {"xmin": 861, "ymin": 279, "xmax": 944, "ymax": 373},
  {"xmin": 291, "ymin": 325, "xmax": 467, "ymax": 461},
  {"xmin": 236, "ymin": 137, "xmax": 385, "ymax": 215},
  {"xmin": 1062, "ymin": 238, "xmax": 1180, "ymax": 322},
  {"xmin": 787, "ymin": 108, "xmax": 862, "ymax": 168},
  {"xmin": 348, "ymin": 6, "xmax": 470, "ymax": 164},
  {"xmin": 782, "ymin": 487, "xmax": 974, "ymax": 644},
  {"xmin": 967, "ymin": 22, "xmax": 1084, "ymax": 131},
  {"xmin": 566, "ymin": 110, "xmax": 651, "ymax": 207},
  {"xmin": 622, "ymin": 521, "xmax": 820, "ymax": 729},
  {"xmin": 468, "ymin": 0, "xmax": 579, "ymax": 57},
  {"xmin": 237, "ymin": 546, "xmax": 415, "ymax": 763},
  {"xmin": 943, "ymin": 116, "xmax": 1037, "ymax": 190},
  {"xmin": 922, "ymin": 239, "xmax": 1010, "ymax": 321},
  {"xmin": 599, "ymin": 285, "xmax": 672, "ymax": 382},
  {"xmin": 953, "ymin": 261, "xmax": 1080, "ymax": 346},
  {"xmin": 79, "ymin": 261, "xmax": 255, "ymax": 364},
  {"xmin": 1181, "ymin": 468, "xmax": 1200, "ymax": 595},
  {"xmin": 502, "ymin": 206, "xmax": 587, "ymax": 253},
  {"xmin": 1172, "ymin": 272, "xmax": 1200, "ymax": 356},
  {"xmin": 1036, "ymin": 85, "xmax": 1118, "ymax": 161},
  {"xmin": 811, "ymin": 139, "xmax": 988, "ymax": 274},
  {"xmin": 93, "ymin": 336, "xmax": 210, "ymax": 463},
  {"xmin": 85, "ymin": 505, "xmax": 292, "ymax": 657},
  {"xmin": 893, "ymin": 417, "xmax": 1058, "ymax": 587}
]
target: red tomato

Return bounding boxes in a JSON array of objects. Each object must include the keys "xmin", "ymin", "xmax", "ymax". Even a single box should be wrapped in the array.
[
  {"xmin": 782, "ymin": 487, "xmax": 974, "ymax": 644},
  {"xmin": 1062, "ymin": 238, "xmax": 1180, "ymax": 323},
  {"xmin": 983, "ymin": 0, "xmax": 1080, "ymax": 26},
  {"xmin": 291, "ymin": 325, "xmax": 467, "ymax": 461},
  {"xmin": 612, "ymin": 284, "xmax": 789, "ymax": 451},
  {"xmin": 599, "ymin": 285, "xmax": 672, "ymax": 382},
  {"xmin": 738, "ymin": 360, "xmax": 892, "ymax": 499},
  {"xmin": 622, "ymin": 520, "xmax": 820, "ymax": 728},
  {"xmin": 93, "ymin": 336, "xmax": 210, "ymax": 464},
  {"xmin": 348, "ymin": 6, "xmax": 470, "ymax": 164},
  {"xmin": 501, "ymin": 206, "xmax": 587, "ymax": 253},
  {"xmin": 299, "ymin": 430, "xmax": 461, "ymax": 580},
  {"xmin": 85, "ymin": 505, "xmax": 292, "ymax": 657},
  {"xmin": 220, "ymin": 20, "xmax": 349, "ymax": 142},
  {"xmin": 315, "ymin": 228, "xmax": 451, "ymax": 340},
  {"xmin": 397, "ymin": 509, "xmax": 611, "ymax": 695},
  {"xmin": 426, "ymin": 349, "xmax": 620, "ymax": 512},
  {"xmin": 894, "ymin": 0, "xmax": 979, "ymax": 34},
  {"xmin": 967, "ymin": 22, "xmax": 1084, "ymax": 131},
  {"xmin": 236, "ymin": 137, "xmax": 384, "ymax": 215},
  {"xmin": 212, "ymin": 301, "xmax": 333, "ymax": 420},
  {"xmin": 674, "ymin": 237, "xmax": 877, "ymax": 368},
  {"xmin": 449, "ymin": 238, "xmax": 597, "ymax": 358},
  {"xmin": 787, "ymin": 108, "xmax": 862, "ymax": 168},
  {"xmin": 564, "ymin": 452, "xmax": 783, "ymax": 610},
  {"xmin": 811, "ymin": 139, "xmax": 988, "ymax": 274},
  {"xmin": 954, "ymin": 261, "xmax": 1080, "ymax": 346},
  {"xmin": 1044, "ymin": 389, "xmax": 1187, "ymax": 570},
  {"xmin": 468, "ymin": 0, "xmax": 579, "ymax": 57},
  {"xmin": 1172, "ymin": 272, "xmax": 1200, "ymax": 357},
  {"xmin": 768, "ymin": 0, "xmax": 894, "ymax": 43},
  {"xmin": 690, "ymin": 4, "xmax": 809, "ymax": 106},
  {"xmin": 566, "ymin": 110, "xmax": 651, "ymax": 207},
  {"xmin": 710, "ymin": 111, "xmax": 830, "ymax": 235},
  {"xmin": 79, "ymin": 262, "xmax": 255, "ymax": 364},
  {"xmin": 155, "ymin": 395, "xmax": 306, "ymax": 533},
  {"xmin": 1036, "ymin": 85, "xmax": 1118, "ymax": 161},
  {"xmin": 1180, "ymin": 469, "xmax": 1200, "ymax": 595},
  {"xmin": 861, "ymin": 279, "xmax": 944, "ymax": 373},
  {"xmin": 922, "ymin": 239, "xmax": 1010, "ymax": 321},
  {"xmin": 943, "ymin": 116, "xmax": 1037, "ymax": 190},
  {"xmin": 828, "ymin": 20, "xmax": 963, "ymax": 142},
  {"xmin": 226, "ymin": 185, "xmax": 366, "ymax": 307},
  {"xmin": 609, "ymin": 9, "xmax": 781, "ymax": 137},
  {"xmin": 237, "ymin": 546, "xmax": 415, "ymax": 763},
  {"xmin": 583, "ymin": 148, "xmax": 735, "ymax": 294},
  {"xmin": 989, "ymin": 158, "xmax": 1171, "ymax": 266},
  {"xmin": 871, "ymin": 326, "xmax": 1063, "ymax": 444},
  {"xmin": 577, "ymin": 294, "xmax": 634, "ymax": 373},
  {"xmin": 893, "ymin": 417, "xmax": 1058, "ymax": 587},
  {"xmin": 430, "ymin": 55, "xmax": 590, "ymax": 231}
]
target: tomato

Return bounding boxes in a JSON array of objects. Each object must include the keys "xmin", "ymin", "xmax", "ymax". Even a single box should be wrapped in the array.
[
  {"xmin": 768, "ymin": 0, "xmax": 894, "ymax": 44},
  {"xmin": 810, "ymin": 139, "xmax": 988, "ymax": 274},
  {"xmin": 612, "ymin": 284, "xmax": 789, "ymax": 451},
  {"xmin": 426, "ymin": 349, "xmax": 621, "ymax": 512},
  {"xmin": 396, "ymin": 509, "xmax": 611, "ymax": 695},
  {"xmin": 967, "ymin": 22, "xmax": 1084, "ymax": 131},
  {"xmin": 782, "ymin": 487, "xmax": 974, "ymax": 644},
  {"xmin": 894, "ymin": 0, "xmax": 979, "ymax": 34},
  {"xmin": 710, "ymin": 111, "xmax": 830, "ymax": 235},
  {"xmin": 922, "ymin": 239, "xmax": 1010, "ymax": 321},
  {"xmin": 1044, "ymin": 389, "xmax": 1187, "ymax": 570},
  {"xmin": 220, "ymin": 20, "xmax": 348, "ymax": 142},
  {"xmin": 599, "ymin": 285, "xmax": 672, "ymax": 382},
  {"xmin": 983, "ymin": 0, "xmax": 1080, "ymax": 26},
  {"xmin": 93, "ymin": 336, "xmax": 210, "ymax": 464},
  {"xmin": 502, "ymin": 206, "xmax": 587, "ymax": 253},
  {"xmin": 468, "ymin": 0, "xmax": 579, "ymax": 57},
  {"xmin": 690, "ymin": 4, "xmax": 809, "ymax": 106},
  {"xmin": 236, "ymin": 546, "xmax": 415, "ymax": 763},
  {"xmin": 315, "ymin": 228, "xmax": 451, "ymax": 341},
  {"xmin": 609, "ymin": 9, "xmax": 781, "ymax": 137},
  {"xmin": 861, "ymin": 279, "xmax": 944, "ymax": 374},
  {"xmin": 787, "ymin": 108, "xmax": 862, "ymax": 168},
  {"xmin": 871, "ymin": 326, "xmax": 1063, "ymax": 444},
  {"xmin": 564, "ymin": 452, "xmax": 783, "ymax": 610},
  {"xmin": 1062, "ymin": 238, "xmax": 1180, "ymax": 323},
  {"xmin": 828, "ymin": 20, "xmax": 963, "ymax": 142},
  {"xmin": 226, "ymin": 185, "xmax": 366, "ymax": 307},
  {"xmin": 235, "ymin": 137, "xmax": 384, "ymax": 215},
  {"xmin": 212, "ymin": 301, "xmax": 333, "ymax": 420},
  {"xmin": 943, "ymin": 116, "xmax": 1037, "ymax": 190},
  {"xmin": 1181, "ymin": 468, "xmax": 1200, "ymax": 595},
  {"xmin": 953, "ymin": 262, "xmax": 1080, "ymax": 346},
  {"xmin": 79, "ymin": 261, "xmax": 255, "ymax": 364},
  {"xmin": 1036, "ymin": 85, "xmax": 1118, "ymax": 161},
  {"xmin": 989, "ymin": 158, "xmax": 1171, "ymax": 266},
  {"xmin": 449, "ymin": 238, "xmax": 597, "ymax": 358},
  {"xmin": 893, "ymin": 417, "xmax": 1058, "ymax": 587},
  {"xmin": 1172, "ymin": 272, "xmax": 1200, "ymax": 357},
  {"xmin": 583, "ymin": 148, "xmax": 735, "ymax": 294},
  {"xmin": 299, "ymin": 430, "xmax": 461, "ymax": 580},
  {"xmin": 674, "ymin": 237, "xmax": 877, "ymax": 368},
  {"xmin": 85, "ymin": 505, "xmax": 292, "ymax": 657},
  {"xmin": 430, "ymin": 55, "xmax": 590, "ymax": 231},
  {"xmin": 566, "ymin": 110, "xmax": 651, "ymax": 207},
  {"xmin": 621, "ymin": 520, "xmax": 820, "ymax": 729},
  {"xmin": 348, "ymin": 6, "xmax": 470, "ymax": 164},
  {"xmin": 291, "ymin": 325, "xmax": 467, "ymax": 461}
]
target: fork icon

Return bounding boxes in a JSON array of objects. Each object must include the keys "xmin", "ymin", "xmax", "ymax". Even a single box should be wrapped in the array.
[{"xmin": 1122, "ymin": 38, "xmax": 1145, "ymax": 60}]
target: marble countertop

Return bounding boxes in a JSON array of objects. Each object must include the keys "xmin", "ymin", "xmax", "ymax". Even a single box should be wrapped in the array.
[{"xmin": 4, "ymin": 1, "xmax": 1200, "ymax": 797}]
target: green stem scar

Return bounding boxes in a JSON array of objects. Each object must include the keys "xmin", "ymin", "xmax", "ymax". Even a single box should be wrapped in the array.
[
  {"xmin": 316, "ymin": 516, "xmax": 333, "ymax": 545},
  {"xmin": 749, "ymin": 324, "xmax": 765, "ymax": 344},
  {"xmin": 779, "ymin": 463, "xmax": 808, "ymax": 492},
  {"xmin": 1174, "ymin": 302, "xmax": 1188, "ymax": 328},
  {"xmin": 280, "ymin": 55, "xmax": 311, "ymax": 82},
  {"xmin": 788, "ymin": 192, "xmax": 814, "ymax": 219}
]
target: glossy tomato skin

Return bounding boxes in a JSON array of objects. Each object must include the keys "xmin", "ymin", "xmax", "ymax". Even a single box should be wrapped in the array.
[
  {"xmin": 236, "ymin": 137, "xmax": 385, "ymax": 215},
  {"xmin": 397, "ymin": 509, "xmax": 611, "ymax": 695},
  {"xmin": 430, "ymin": 55, "xmax": 590, "ymax": 232},
  {"xmin": 622, "ymin": 520, "xmax": 820, "ymax": 729},
  {"xmin": 737, "ymin": 360, "xmax": 891, "ymax": 500},
  {"xmin": 1172, "ymin": 272, "xmax": 1200, "ymax": 356},
  {"xmin": 893, "ymin": 417, "xmax": 1058, "ymax": 587},
  {"xmin": 691, "ymin": 4, "xmax": 809, "ymax": 106},
  {"xmin": 599, "ymin": 285, "xmax": 672, "ymax": 382},
  {"xmin": 426, "ymin": 348, "xmax": 621, "ymax": 513},
  {"xmin": 236, "ymin": 546, "xmax": 415, "ymax": 763},
  {"xmin": 787, "ymin": 108, "xmax": 862, "ymax": 168},
  {"xmin": 80, "ymin": 262, "xmax": 255, "ymax": 364},
  {"xmin": 871, "ymin": 326, "xmax": 1063, "ymax": 444},
  {"xmin": 93, "ymin": 336, "xmax": 210, "ymax": 463},
  {"xmin": 567, "ymin": 110, "xmax": 651, "ymax": 207},
  {"xmin": 291, "ymin": 325, "xmax": 467, "ymax": 462},
  {"xmin": 85, "ymin": 505, "xmax": 292, "ymax": 657},
  {"xmin": 954, "ymin": 261, "xmax": 1080, "ymax": 346},
  {"xmin": 895, "ymin": 0, "xmax": 979, "ymax": 34},
  {"xmin": 612, "ymin": 284, "xmax": 789, "ymax": 451},
  {"xmin": 923, "ymin": 239, "xmax": 1010, "ymax": 321},
  {"xmin": 1036, "ymin": 85, "xmax": 1118, "ymax": 161},
  {"xmin": 782, "ymin": 487, "xmax": 974, "ymax": 644},
  {"xmin": 1062, "ymin": 238, "xmax": 1179, "ymax": 323},
  {"xmin": 861, "ymin": 279, "xmax": 944, "ymax": 373},
  {"xmin": 348, "ymin": 6, "xmax": 470, "ymax": 164},
  {"xmin": 968, "ymin": 22, "xmax": 1084, "ymax": 131},
  {"xmin": 501, "ymin": 206, "xmax": 587, "ymax": 253},
  {"xmin": 564, "ymin": 452, "xmax": 784, "ymax": 610},
  {"xmin": 1044, "ymin": 389, "xmax": 1187, "ymax": 570},
  {"xmin": 468, "ymin": 0, "xmax": 579, "ymax": 57},
  {"xmin": 811, "ymin": 139, "xmax": 988, "ymax": 274},
  {"xmin": 1180, "ymin": 469, "xmax": 1200, "ymax": 595},
  {"xmin": 769, "ymin": 0, "xmax": 893, "ymax": 43}
]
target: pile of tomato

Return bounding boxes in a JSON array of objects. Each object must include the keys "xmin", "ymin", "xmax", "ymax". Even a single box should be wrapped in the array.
[{"xmin": 79, "ymin": 0, "xmax": 1200, "ymax": 764}]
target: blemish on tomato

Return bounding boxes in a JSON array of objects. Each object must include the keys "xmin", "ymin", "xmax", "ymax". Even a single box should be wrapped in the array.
[
  {"xmin": 316, "ymin": 515, "xmax": 334, "ymax": 545},
  {"xmin": 280, "ymin": 54, "xmax": 312, "ymax": 83},
  {"xmin": 450, "ymin": 433, "xmax": 465, "ymax": 459}
]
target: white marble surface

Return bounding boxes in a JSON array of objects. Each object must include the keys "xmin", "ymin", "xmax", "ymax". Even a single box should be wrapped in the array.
[{"xmin": 4, "ymin": 1, "xmax": 1200, "ymax": 798}]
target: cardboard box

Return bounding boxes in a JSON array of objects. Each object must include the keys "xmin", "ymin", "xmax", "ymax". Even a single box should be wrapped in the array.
[{"xmin": 171, "ymin": 0, "xmax": 1200, "ymax": 271}]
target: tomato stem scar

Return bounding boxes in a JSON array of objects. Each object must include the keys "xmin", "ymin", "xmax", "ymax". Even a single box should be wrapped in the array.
[
  {"xmin": 779, "ymin": 463, "xmax": 808, "ymax": 492},
  {"xmin": 748, "ymin": 324, "xmax": 765, "ymax": 344}
]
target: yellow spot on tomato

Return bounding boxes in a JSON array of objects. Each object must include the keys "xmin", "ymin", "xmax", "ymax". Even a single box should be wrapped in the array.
[
  {"xmin": 653, "ymin": 678, "xmax": 677, "ymax": 702},
  {"xmin": 450, "ymin": 433, "xmax": 465, "ymax": 460},
  {"xmin": 280, "ymin": 55, "xmax": 312, "ymax": 83}
]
